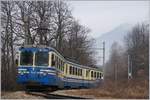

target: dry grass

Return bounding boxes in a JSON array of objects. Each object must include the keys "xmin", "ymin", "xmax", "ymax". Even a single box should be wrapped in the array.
[
  {"xmin": 64, "ymin": 79, "xmax": 149, "ymax": 99},
  {"xmin": 1, "ymin": 91, "xmax": 45, "ymax": 99},
  {"xmin": 1, "ymin": 79, "xmax": 148, "ymax": 99}
]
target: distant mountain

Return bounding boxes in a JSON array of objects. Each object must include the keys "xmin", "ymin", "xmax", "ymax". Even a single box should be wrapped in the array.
[{"xmin": 94, "ymin": 23, "xmax": 133, "ymax": 65}]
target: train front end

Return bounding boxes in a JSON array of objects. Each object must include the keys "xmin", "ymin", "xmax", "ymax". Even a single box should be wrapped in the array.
[{"xmin": 17, "ymin": 47, "xmax": 57, "ymax": 87}]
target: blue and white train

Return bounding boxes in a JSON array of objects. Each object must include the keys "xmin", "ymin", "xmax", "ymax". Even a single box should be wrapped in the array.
[{"xmin": 17, "ymin": 45, "xmax": 103, "ymax": 90}]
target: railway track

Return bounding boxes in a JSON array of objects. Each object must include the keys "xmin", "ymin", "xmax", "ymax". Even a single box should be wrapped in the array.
[{"xmin": 26, "ymin": 91, "xmax": 90, "ymax": 99}]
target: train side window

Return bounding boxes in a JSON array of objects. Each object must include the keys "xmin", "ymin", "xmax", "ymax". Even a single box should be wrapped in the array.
[
  {"xmin": 74, "ymin": 68, "xmax": 76, "ymax": 75},
  {"xmin": 97, "ymin": 72, "xmax": 99, "ymax": 78},
  {"xmin": 69, "ymin": 66, "xmax": 71, "ymax": 74},
  {"xmin": 91, "ymin": 71, "xmax": 93, "ymax": 77},
  {"xmin": 62, "ymin": 62, "xmax": 64, "ymax": 71},
  {"xmin": 94, "ymin": 72, "xmax": 96, "ymax": 78},
  {"xmin": 100, "ymin": 73, "xmax": 101, "ymax": 78},
  {"xmin": 86, "ymin": 70, "xmax": 88, "ymax": 77},
  {"xmin": 58, "ymin": 58, "xmax": 60, "ymax": 69},
  {"xmin": 70, "ymin": 66, "xmax": 71, "ymax": 74},
  {"xmin": 60, "ymin": 60, "xmax": 63, "ymax": 71},
  {"xmin": 74, "ymin": 67, "xmax": 75, "ymax": 75},
  {"xmin": 57, "ymin": 58, "xmax": 59, "ymax": 69},
  {"xmin": 73, "ymin": 67, "xmax": 75, "ymax": 75},
  {"xmin": 61, "ymin": 60, "xmax": 63, "ymax": 71},
  {"xmin": 57, "ymin": 57, "xmax": 59, "ymax": 69},
  {"xmin": 51, "ymin": 53, "xmax": 55, "ymax": 66},
  {"xmin": 79, "ymin": 69, "xmax": 80, "ymax": 76},
  {"xmin": 73, "ymin": 67, "xmax": 74, "ymax": 75},
  {"xmin": 81, "ymin": 69, "xmax": 82, "ymax": 76},
  {"xmin": 55, "ymin": 56, "xmax": 57, "ymax": 67},
  {"xmin": 71, "ymin": 66, "xmax": 73, "ymax": 75},
  {"xmin": 60, "ymin": 60, "xmax": 62, "ymax": 70},
  {"xmin": 75, "ymin": 68, "xmax": 77, "ymax": 75},
  {"xmin": 59, "ymin": 59, "xmax": 60, "ymax": 70},
  {"xmin": 56, "ymin": 56, "xmax": 58, "ymax": 68},
  {"xmin": 79, "ymin": 69, "xmax": 81, "ymax": 76},
  {"xmin": 77, "ymin": 69, "xmax": 80, "ymax": 76},
  {"xmin": 72, "ymin": 66, "xmax": 74, "ymax": 75},
  {"xmin": 56, "ymin": 57, "xmax": 59, "ymax": 69},
  {"xmin": 77, "ymin": 69, "xmax": 79, "ymax": 76}
]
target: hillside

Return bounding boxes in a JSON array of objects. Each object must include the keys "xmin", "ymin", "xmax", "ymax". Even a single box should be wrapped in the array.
[{"xmin": 94, "ymin": 23, "xmax": 133, "ymax": 65}]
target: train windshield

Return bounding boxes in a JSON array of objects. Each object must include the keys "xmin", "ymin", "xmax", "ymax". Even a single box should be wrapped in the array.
[
  {"xmin": 35, "ymin": 52, "xmax": 48, "ymax": 66},
  {"xmin": 20, "ymin": 51, "xmax": 33, "ymax": 66}
]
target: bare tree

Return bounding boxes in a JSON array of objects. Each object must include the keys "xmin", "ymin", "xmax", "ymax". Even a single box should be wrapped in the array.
[
  {"xmin": 53, "ymin": 0, "xmax": 73, "ymax": 52},
  {"xmin": 33, "ymin": 1, "xmax": 55, "ymax": 45},
  {"xmin": 105, "ymin": 42, "xmax": 128, "ymax": 81},
  {"xmin": 1, "ymin": 1, "xmax": 17, "ymax": 90},
  {"xmin": 124, "ymin": 23, "xmax": 149, "ymax": 78},
  {"xmin": 63, "ymin": 20, "xmax": 96, "ymax": 66},
  {"xmin": 15, "ymin": 1, "xmax": 36, "ymax": 45}
]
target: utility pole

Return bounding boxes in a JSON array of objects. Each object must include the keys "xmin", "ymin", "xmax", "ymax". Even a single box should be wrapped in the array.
[
  {"xmin": 103, "ymin": 42, "xmax": 105, "ymax": 67},
  {"xmin": 102, "ymin": 41, "xmax": 105, "ymax": 79},
  {"xmin": 128, "ymin": 55, "xmax": 132, "ymax": 80}
]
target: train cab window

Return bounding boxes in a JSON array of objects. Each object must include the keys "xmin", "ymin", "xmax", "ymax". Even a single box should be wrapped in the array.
[
  {"xmin": 20, "ymin": 51, "xmax": 33, "ymax": 66},
  {"xmin": 91, "ymin": 71, "xmax": 93, "ymax": 77},
  {"xmin": 35, "ymin": 51, "xmax": 48, "ymax": 66}
]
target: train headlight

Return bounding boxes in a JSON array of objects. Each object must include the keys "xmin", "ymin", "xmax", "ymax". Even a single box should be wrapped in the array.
[{"xmin": 18, "ymin": 69, "xmax": 29, "ymax": 74}]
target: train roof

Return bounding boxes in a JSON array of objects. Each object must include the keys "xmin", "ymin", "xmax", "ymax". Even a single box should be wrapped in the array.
[{"xmin": 19, "ymin": 45, "xmax": 103, "ymax": 72}]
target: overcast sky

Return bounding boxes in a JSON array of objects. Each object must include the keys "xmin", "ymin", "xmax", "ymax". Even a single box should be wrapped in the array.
[{"xmin": 67, "ymin": 1, "xmax": 149, "ymax": 38}]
